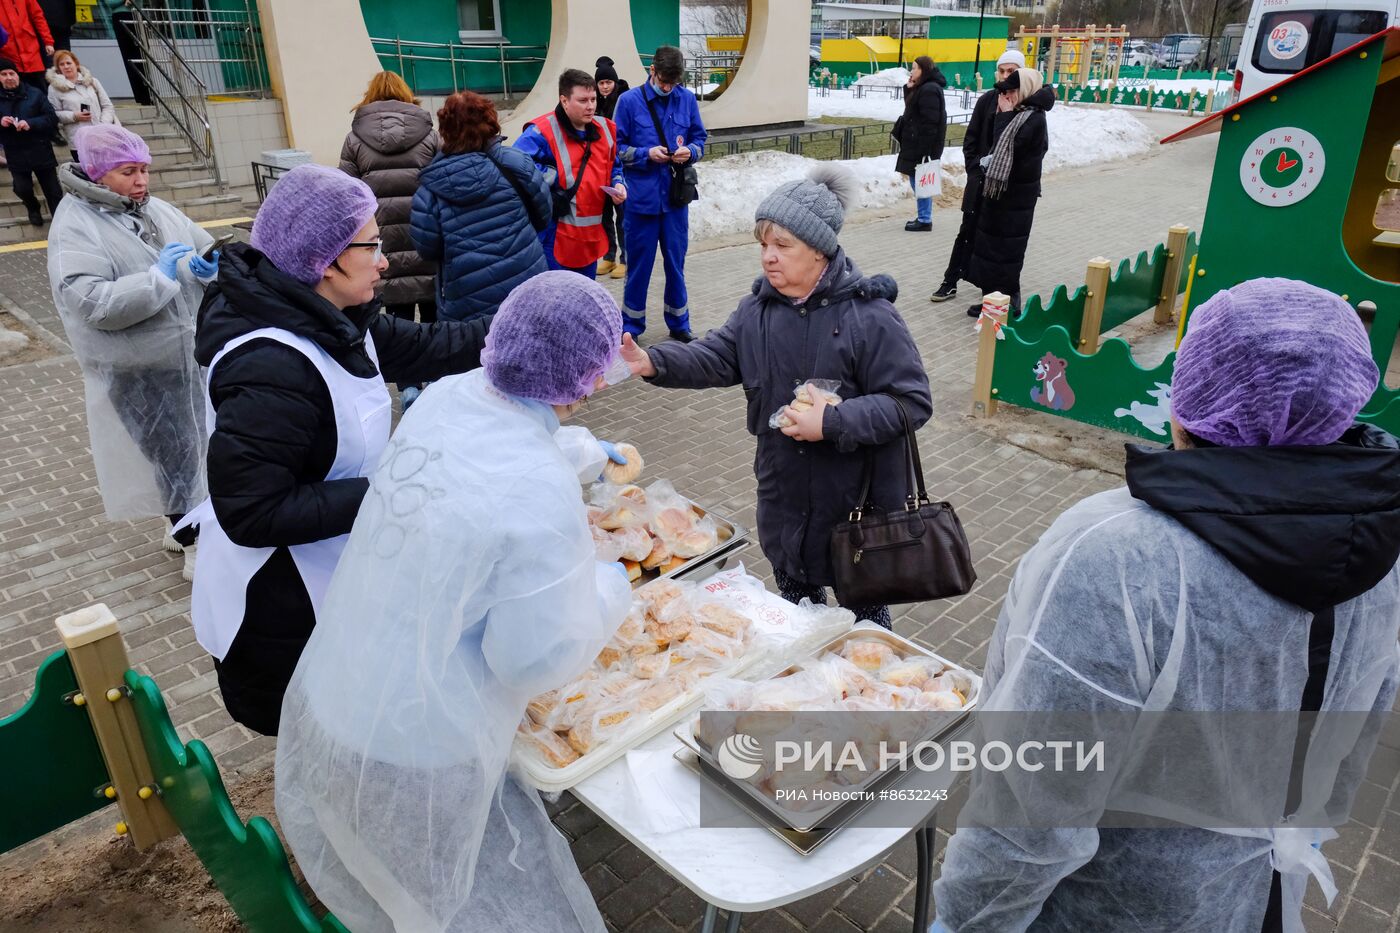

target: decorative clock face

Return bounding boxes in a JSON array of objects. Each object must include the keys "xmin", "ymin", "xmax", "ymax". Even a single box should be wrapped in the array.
[{"xmin": 1239, "ymin": 127, "xmax": 1325, "ymax": 206}]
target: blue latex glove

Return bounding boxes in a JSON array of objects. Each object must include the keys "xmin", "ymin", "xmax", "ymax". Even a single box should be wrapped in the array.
[
  {"xmin": 607, "ymin": 561, "xmax": 630, "ymax": 580},
  {"xmin": 598, "ymin": 440, "xmax": 629, "ymax": 465},
  {"xmin": 153, "ymin": 242, "xmax": 194, "ymax": 281},
  {"xmin": 188, "ymin": 249, "xmax": 219, "ymax": 280}
]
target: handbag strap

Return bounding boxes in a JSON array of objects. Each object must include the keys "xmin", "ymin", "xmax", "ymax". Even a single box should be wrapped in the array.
[
  {"xmin": 643, "ymin": 90, "xmax": 679, "ymax": 178},
  {"xmin": 484, "ymin": 146, "xmax": 536, "ymax": 208},
  {"xmin": 852, "ymin": 396, "xmax": 930, "ymax": 518}
]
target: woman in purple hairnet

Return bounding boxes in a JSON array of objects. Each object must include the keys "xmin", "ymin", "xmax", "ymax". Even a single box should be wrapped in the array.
[
  {"xmin": 932, "ymin": 278, "xmax": 1400, "ymax": 933},
  {"xmin": 275, "ymin": 271, "xmax": 633, "ymax": 933},
  {"xmin": 183, "ymin": 163, "xmax": 501, "ymax": 736}
]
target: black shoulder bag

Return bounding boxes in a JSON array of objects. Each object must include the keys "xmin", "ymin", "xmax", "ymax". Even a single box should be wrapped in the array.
[
  {"xmin": 830, "ymin": 398, "xmax": 976, "ymax": 607},
  {"xmin": 643, "ymin": 93, "xmax": 699, "ymax": 207},
  {"xmin": 548, "ymin": 138, "xmax": 594, "ymax": 220}
]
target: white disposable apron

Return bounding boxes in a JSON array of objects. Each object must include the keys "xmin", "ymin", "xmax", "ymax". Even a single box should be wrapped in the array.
[{"xmin": 178, "ymin": 327, "xmax": 392, "ymax": 660}]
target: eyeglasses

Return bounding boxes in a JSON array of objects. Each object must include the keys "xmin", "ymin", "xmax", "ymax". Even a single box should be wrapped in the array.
[{"xmin": 346, "ymin": 239, "xmax": 384, "ymax": 263}]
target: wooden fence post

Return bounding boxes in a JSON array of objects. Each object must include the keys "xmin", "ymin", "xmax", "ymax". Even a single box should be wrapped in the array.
[
  {"xmin": 56, "ymin": 604, "xmax": 180, "ymax": 851},
  {"xmin": 1146, "ymin": 83, "xmax": 1155, "ymax": 111},
  {"xmin": 1079, "ymin": 258, "xmax": 1111, "ymax": 353},
  {"xmin": 971, "ymin": 293, "xmax": 1010, "ymax": 417},
  {"xmin": 1155, "ymin": 224, "xmax": 1191, "ymax": 324}
]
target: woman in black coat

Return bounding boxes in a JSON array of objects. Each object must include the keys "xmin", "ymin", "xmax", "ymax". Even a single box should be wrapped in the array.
[
  {"xmin": 966, "ymin": 68, "xmax": 1053, "ymax": 318},
  {"xmin": 894, "ymin": 55, "xmax": 946, "ymax": 233}
]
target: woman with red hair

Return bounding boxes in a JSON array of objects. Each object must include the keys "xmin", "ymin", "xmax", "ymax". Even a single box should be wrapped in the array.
[{"xmin": 410, "ymin": 90, "xmax": 552, "ymax": 323}]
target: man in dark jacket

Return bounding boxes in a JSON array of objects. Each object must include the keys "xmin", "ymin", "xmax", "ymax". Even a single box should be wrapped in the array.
[
  {"xmin": 930, "ymin": 49, "xmax": 1025, "ymax": 303},
  {"xmin": 895, "ymin": 55, "xmax": 946, "ymax": 232},
  {"xmin": 932, "ymin": 279, "xmax": 1400, "ymax": 933},
  {"xmin": 192, "ymin": 165, "xmax": 493, "ymax": 735},
  {"xmin": 0, "ymin": 56, "xmax": 60, "ymax": 225},
  {"xmin": 595, "ymin": 56, "xmax": 631, "ymax": 277},
  {"xmin": 621, "ymin": 165, "xmax": 931, "ymax": 627}
]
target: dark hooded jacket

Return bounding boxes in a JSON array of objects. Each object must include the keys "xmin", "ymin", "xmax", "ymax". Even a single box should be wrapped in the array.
[
  {"xmin": 645, "ymin": 250, "xmax": 932, "ymax": 587},
  {"xmin": 958, "ymin": 88, "xmax": 999, "ymax": 212},
  {"xmin": 339, "ymin": 99, "xmax": 440, "ymax": 307},
  {"xmin": 967, "ymin": 85, "xmax": 1054, "ymax": 301},
  {"xmin": 0, "ymin": 79, "xmax": 58, "ymax": 172},
  {"xmin": 193, "ymin": 242, "xmax": 491, "ymax": 735},
  {"xmin": 894, "ymin": 65, "xmax": 948, "ymax": 176},
  {"xmin": 410, "ymin": 139, "xmax": 552, "ymax": 322}
]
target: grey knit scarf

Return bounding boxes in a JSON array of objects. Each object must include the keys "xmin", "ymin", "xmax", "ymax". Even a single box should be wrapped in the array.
[{"xmin": 981, "ymin": 107, "xmax": 1034, "ymax": 201}]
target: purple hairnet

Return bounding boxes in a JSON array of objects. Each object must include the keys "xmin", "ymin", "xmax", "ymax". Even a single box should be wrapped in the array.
[
  {"xmin": 251, "ymin": 164, "xmax": 378, "ymax": 286},
  {"xmin": 75, "ymin": 124, "xmax": 151, "ymax": 182},
  {"xmin": 483, "ymin": 271, "xmax": 623, "ymax": 405},
  {"xmin": 1173, "ymin": 278, "xmax": 1379, "ymax": 447}
]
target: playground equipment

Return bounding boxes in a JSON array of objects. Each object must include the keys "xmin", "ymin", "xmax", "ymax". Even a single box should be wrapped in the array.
[
  {"xmin": 973, "ymin": 26, "xmax": 1400, "ymax": 442},
  {"xmin": 0, "ymin": 604, "xmax": 345, "ymax": 933},
  {"xmin": 1018, "ymin": 24, "xmax": 1130, "ymax": 87},
  {"xmin": 971, "ymin": 226, "xmax": 1197, "ymax": 440},
  {"xmin": 1163, "ymin": 26, "xmax": 1400, "ymax": 434}
]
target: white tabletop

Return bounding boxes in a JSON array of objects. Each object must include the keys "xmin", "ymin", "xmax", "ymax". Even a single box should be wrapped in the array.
[{"xmin": 572, "ymin": 727, "xmax": 960, "ymax": 913}]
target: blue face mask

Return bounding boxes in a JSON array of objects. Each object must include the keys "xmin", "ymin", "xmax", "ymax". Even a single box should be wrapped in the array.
[{"xmin": 650, "ymin": 76, "xmax": 673, "ymax": 97}]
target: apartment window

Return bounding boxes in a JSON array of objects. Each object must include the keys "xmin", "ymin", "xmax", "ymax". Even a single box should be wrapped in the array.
[{"xmin": 458, "ymin": 0, "xmax": 503, "ymax": 40}]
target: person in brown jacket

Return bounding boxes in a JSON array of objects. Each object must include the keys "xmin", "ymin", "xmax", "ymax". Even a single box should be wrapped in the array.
[{"xmin": 339, "ymin": 71, "xmax": 439, "ymax": 325}]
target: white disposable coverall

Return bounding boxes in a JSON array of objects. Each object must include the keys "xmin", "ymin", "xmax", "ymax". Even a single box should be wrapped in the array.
[
  {"xmin": 46, "ymin": 165, "xmax": 214, "ymax": 520},
  {"xmin": 934, "ymin": 487, "xmax": 1400, "ymax": 933},
  {"xmin": 275, "ymin": 368, "xmax": 631, "ymax": 933}
]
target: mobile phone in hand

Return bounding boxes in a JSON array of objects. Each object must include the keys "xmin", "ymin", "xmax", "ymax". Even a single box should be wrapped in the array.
[
  {"xmin": 201, "ymin": 232, "xmax": 234, "ymax": 261},
  {"xmin": 80, "ymin": 104, "xmax": 90, "ymax": 113}
]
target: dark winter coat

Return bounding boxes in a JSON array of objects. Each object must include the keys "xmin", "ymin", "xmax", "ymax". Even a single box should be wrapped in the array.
[
  {"xmin": 597, "ymin": 78, "xmax": 630, "ymax": 120},
  {"xmin": 339, "ymin": 99, "xmax": 440, "ymax": 308},
  {"xmin": 194, "ymin": 242, "xmax": 492, "ymax": 734},
  {"xmin": 957, "ymin": 89, "xmax": 999, "ymax": 213},
  {"xmin": 0, "ymin": 79, "xmax": 58, "ymax": 171},
  {"xmin": 894, "ymin": 67, "xmax": 948, "ymax": 176},
  {"xmin": 967, "ymin": 87, "xmax": 1053, "ymax": 300},
  {"xmin": 645, "ymin": 250, "xmax": 932, "ymax": 587},
  {"xmin": 410, "ymin": 140, "xmax": 552, "ymax": 323}
]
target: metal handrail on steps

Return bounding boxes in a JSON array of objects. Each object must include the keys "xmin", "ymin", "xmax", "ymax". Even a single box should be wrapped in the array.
[{"xmin": 119, "ymin": 1, "xmax": 223, "ymax": 186}]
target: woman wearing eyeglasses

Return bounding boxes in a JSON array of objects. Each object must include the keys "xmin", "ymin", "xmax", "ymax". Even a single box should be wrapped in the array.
[{"xmin": 187, "ymin": 164, "xmax": 492, "ymax": 736}]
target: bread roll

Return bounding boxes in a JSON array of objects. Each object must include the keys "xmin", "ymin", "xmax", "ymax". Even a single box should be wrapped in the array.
[
  {"xmin": 622, "ymin": 559, "xmax": 643, "ymax": 582},
  {"xmin": 697, "ymin": 603, "xmax": 752, "ymax": 641},
  {"xmin": 598, "ymin": 506, "xmax": 642, "ymax": 531},
  {"xmin": 602, "ymin": 443, "xmax": 644, "ymax": 485},
  {"xmin": 842, "ymin": 639, "xmax": 897, "ymax": 672},
  {"xmin": 641, "ymin": 537, "xmax": 672, "ymax": 571},
  {"xmin": 616, "ymin": 526, "xmax": 654, "ymax": 562},
  {"xmin": 520, "ymin": 724, "xmax": 581, "ymax": 768}
]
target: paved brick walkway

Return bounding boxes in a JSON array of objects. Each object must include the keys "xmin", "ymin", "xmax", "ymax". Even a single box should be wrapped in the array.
[{"xmin": 2, "ymin": 111, "xmax": 1397, "ymax": 932}]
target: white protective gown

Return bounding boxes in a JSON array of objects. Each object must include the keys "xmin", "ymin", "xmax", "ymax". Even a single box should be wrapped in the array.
[
  {"xmin": 934, "ymin": 487, "xmax": 1400, "ymax": 933},
  {"xmin": 275, "ymin": 368, "xmax": 631, "ymax": 933},
  {"xmin": 47, "ymin": 164, "xmax": 214, "ymax": 520}
]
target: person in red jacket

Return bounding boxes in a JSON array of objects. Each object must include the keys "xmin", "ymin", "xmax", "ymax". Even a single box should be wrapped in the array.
[
  {"xmin": 0, "ymin": 0, "xmax": 55, "ymax": 91},
  {"xmin": 514, "ymin": 68, "xmax": 626, "ymax": 278}
]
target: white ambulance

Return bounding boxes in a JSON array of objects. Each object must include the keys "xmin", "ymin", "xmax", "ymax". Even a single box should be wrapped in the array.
[{"xmin": 1233, "ymin": 0, "xmax": 1395, "ymax": 101}]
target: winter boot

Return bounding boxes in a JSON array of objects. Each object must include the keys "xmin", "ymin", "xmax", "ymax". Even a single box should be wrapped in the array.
[
  {"xmin": 904, "ymin": 220, "xmax": 932, "ymax": 232},
  {"xmin": 596, "ymin": 259, "xmax": 616, "ymax": 276},
  {"xmin": 610, "ymin": 262, "xmax": 627, "ymax": 280}
]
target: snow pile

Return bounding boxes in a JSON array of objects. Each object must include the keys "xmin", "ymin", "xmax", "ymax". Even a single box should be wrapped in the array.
[
  {"xmin": 689, "ymin": 108, "xmax": 1154, "ymax": 241},
  {"xmin": 809, "ymin": 87, "xmax": 974, "ymax": 122},
  {"xmin": 854, "ymin": 67, "xmax": 911, "ymax": 88}
]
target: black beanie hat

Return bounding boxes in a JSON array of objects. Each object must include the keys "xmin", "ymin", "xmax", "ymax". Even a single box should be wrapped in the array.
[
  {"xmin": 596, "ymin": 55, "xmax": 615, "ymax": 68},
  {"xmin": 595, "ymin": 63, "xmax": 619, "ymax": 83},
  {"xmin": 0, "ymin": 58, "xmax": 18, "ymax": 74}
]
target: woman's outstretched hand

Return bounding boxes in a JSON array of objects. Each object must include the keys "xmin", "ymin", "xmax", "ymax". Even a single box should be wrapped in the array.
[{"xmin": 620, "ymin": 333, "xmax": 656, "ymax": 378}]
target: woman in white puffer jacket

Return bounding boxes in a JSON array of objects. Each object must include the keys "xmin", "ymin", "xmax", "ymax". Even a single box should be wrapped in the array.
[{"xmin": 46, "ymin": 50, "xmax": 118, "ymax": 160}]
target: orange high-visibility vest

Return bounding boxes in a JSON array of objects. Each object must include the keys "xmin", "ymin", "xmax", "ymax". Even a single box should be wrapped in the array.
[{"xmin": 530, "ymin": 112, "xmax": 616, "ymax": 268}]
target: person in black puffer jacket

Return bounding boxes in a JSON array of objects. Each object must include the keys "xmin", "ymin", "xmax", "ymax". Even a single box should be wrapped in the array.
[
  {"xmin": 965, "ymin": 67, "xmax": 1053, "ymax": 319},
  {"xmin": 595, "ymin": 55, "xmax": 631, "ymax": 277},
  {"xmin": 411, "ymin": 90, "xmax": 551, "ymax": 323},
  {"xmin": 190, "ymin": 165, "xmax": 492, "ymax": 735},
  {"xmin": 340, "ymin": 71, "xmax": 440, "ymax": 324},
  {"xmin": 893, "ymin": 55, "xmax": 946, "ymax": 232}
]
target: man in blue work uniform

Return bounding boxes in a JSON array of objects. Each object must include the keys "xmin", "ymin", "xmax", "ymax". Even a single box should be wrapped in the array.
[{"xmin": 612, "ymin": 45, "xmax": 706, "ymax": 342}]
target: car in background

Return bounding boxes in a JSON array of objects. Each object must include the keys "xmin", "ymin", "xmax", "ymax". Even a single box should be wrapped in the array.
[
  {"xmin": 1234, "ymin": 0, "xmax": 1395, "ymax": 102},
  {"xmin": 1121, "ymin": 40, "xmax": 1156, "ymax": 67},
  {"xmin": 1158, "ymin": 33, "xmax": 1206, "ymax": 67}
]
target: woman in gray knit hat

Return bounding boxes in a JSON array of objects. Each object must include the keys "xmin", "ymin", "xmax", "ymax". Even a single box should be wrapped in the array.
[{"xmin": 620, "ymin": 164, "xmax": 932, "ymax": 627}]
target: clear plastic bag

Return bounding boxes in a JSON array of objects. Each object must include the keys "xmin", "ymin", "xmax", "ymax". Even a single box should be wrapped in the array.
[{"xmin": 768, "ymin": 379, "xmax": 844, "ymax": 430}]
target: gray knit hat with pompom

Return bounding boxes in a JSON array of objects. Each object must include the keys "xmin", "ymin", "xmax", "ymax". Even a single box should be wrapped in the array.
[{"xmin": 754, "ymin": 163, "xmax": 859, "ymax": 257}]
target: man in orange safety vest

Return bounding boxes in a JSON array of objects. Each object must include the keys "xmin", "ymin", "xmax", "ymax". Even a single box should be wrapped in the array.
[{"xmin": 514, "ymin": 68, "xmax": 626, "ymax": 278}]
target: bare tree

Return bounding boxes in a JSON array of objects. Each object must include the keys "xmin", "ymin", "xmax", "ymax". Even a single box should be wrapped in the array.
[{"xmin": 688, "ymin": 1, "xmax": 748, "ymax": 37}]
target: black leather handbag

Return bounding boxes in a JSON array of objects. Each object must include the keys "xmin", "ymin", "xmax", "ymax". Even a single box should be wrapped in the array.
[
  {"xmin": 643, "ymin": 94, "xmax": 700, "ymax": 207},
  {"xmin": 830, "ymin": 399, "xmax": 976, "ymax": 607}
]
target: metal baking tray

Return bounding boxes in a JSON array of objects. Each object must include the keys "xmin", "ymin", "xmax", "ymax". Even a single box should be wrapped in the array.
[
  {"xmin": 634, "ymin": 498, "xmax": 750, "ymax": 588},
  {"xmin": 675, "ymin": 628, "xmax": 982, "ymax": 832}
]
